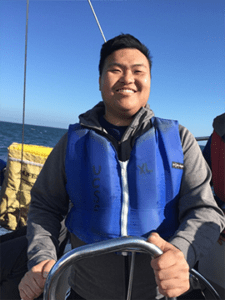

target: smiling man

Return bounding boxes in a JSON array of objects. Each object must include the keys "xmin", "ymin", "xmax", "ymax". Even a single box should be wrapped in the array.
[
  {"xmin": 99, "ymin": 48, "xmax": 151, "ymax": 126},
  {"xmin": 18, "ymin": 34, "xmax": 225, "ymax": 300}
]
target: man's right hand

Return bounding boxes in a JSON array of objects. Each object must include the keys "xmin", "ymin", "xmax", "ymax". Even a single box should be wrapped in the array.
[{"xmin": 19, "ymin": 259, "xmax": 56, "ymax": 300}]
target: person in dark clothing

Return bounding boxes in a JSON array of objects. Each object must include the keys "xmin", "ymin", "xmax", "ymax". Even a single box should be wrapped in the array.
[
  {"xmin": 203, "ymin": 113, "xmax": 225, "ymax": 204},
  {"xmin": 0, "ymin": 226, "xmax": 28, "ymax": 299},
  {"xmin": 202, "ymin": 113, "xmax": 225, "ymax": 244},
  {"xmin": 0, "ymin": 222, "xmax": 69, "ymax": 299},
  {"xmin": 197, "ymin": 113, "xmax": 225, "ymax": 300}
]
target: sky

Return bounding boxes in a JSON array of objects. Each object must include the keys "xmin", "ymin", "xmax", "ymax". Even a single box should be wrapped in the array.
[{"xmin": 0, "ymin": 0, "xmax": 224, "ymax": 139}]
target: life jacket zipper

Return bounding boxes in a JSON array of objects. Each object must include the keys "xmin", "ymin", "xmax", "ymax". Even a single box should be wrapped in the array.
[{"xmin": 119, "ymin": 160, "xmax": 129, "ymax": 237}]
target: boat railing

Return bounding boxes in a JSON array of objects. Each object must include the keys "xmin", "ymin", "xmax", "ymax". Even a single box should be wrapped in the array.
[{"xmin": 195, "ymin": 136, "xmax": 210, "ymax": 142}]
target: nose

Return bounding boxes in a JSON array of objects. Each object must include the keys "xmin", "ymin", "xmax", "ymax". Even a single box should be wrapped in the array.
[{"xmin": 119, "ymin": 70, "xmax": 135, "ymax": 84}]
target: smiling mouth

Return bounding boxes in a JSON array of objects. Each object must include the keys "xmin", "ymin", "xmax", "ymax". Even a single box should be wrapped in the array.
[{"xmin": 116, "ymin": 89, "xmax": 135, "ymax": 93}]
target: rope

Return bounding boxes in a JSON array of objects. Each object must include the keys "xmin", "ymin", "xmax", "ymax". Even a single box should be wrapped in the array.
[
  {"xmin": 9, "ymin": 157, "xmax": 44, "ymax": 168},
  {"xmin": 17, "ymin": 0, "xmax": 30, "ymax": 229},
  {"xmin": 87, "ymin": 0, "xmax": 107, "ymax": 43}
]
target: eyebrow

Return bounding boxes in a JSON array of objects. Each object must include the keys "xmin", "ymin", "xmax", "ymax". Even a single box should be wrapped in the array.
[{"xmin": 107, "ymin": 63, "xmax": 147, "ymax": 69}]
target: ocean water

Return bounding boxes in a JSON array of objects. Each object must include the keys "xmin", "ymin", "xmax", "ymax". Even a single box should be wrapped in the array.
[
  {"xmin": 0, "ymin": 121, "xmax": 67, "ymax": 162},
  {"xmin": 0, "ymin": 121, "xmax": 206, "ymax": 163}
]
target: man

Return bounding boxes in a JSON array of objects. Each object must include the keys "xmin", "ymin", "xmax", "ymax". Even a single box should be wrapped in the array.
[
  {"xmin": 198, "ymin": 113, "xmax": 225, "ymax": 299},
  {"xmin": 18, "ymin": 34, "xmax": 225, "ymax": 300},
  {"xmin": 202, "ymin": 113, "xmax": 225, "ymax": 206}
]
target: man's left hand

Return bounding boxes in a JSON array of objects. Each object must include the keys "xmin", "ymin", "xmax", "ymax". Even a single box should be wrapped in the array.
[{"xmin": 148, "ymin": 232, "xmax": 190, "ymax": 298}]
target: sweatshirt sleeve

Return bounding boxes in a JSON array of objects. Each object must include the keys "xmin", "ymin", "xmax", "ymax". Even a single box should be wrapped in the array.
[
  {"xmin": 169, "ymin": 125, "xmax": 225, "ymax": 268},
  {"xmin": 27, "ymin": 133, "xmax": 70, "ymax": 270}
]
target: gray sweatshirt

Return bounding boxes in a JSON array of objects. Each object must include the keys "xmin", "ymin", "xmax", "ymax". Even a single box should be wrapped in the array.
[{"xmin": 27, "ymin": 102, "xmax": 225, "ymax": 300}]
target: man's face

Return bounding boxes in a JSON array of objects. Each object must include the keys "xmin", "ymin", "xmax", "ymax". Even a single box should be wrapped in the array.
[{"xmin": 99, "ymin": 48, "xmax": 151, "ymax": 125}]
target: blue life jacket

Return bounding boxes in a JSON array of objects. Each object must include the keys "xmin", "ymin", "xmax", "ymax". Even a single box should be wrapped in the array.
[{"xmin": 65, "ymin": 117, "xmax": 184, "ymax": 244}]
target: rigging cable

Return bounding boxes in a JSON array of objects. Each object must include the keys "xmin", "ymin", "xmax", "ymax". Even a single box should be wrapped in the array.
[
  {"xmin": 17, "ymin": 0, "xmax": 30, "ymax": 228},
  {"xmin": 87, "ymin": 0, "xmax": 107, "ymax": 43}
]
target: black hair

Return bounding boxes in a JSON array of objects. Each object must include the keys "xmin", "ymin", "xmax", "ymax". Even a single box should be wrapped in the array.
[{"xmin": 99, "ymin": 33, "xmax": 152, "ymax": 76}]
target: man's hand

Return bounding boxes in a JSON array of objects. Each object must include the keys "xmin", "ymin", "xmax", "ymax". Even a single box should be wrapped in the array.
[
  {"xmin": 148, "ymin": 232, "xmax": 190, "ymax": 298},
  {"xmin": 19, "ymin": 259, "xmax": 56, "ymax": 300}
]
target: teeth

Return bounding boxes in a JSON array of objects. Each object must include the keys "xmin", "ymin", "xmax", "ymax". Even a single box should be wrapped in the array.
[{"xmin": 117, "ymin": 89, "xmax": 134, "ymax": 93}]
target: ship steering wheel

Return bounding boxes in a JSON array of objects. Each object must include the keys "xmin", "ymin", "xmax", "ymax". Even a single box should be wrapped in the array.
[{"xmin": 43, "ymin": 236, "xmax": 221, "ymax": 300}]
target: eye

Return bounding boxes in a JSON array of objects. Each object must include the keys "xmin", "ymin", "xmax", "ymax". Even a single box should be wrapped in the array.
[
  {"xmin": 134, "ymin": 69, "xmax": 142, "ymax": 74},
  {"xmin": 110, "ymin": 68, "xmax": 121, "ymax": 73}
]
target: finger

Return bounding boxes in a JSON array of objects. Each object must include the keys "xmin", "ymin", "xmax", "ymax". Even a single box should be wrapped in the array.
[
  {"xmin": 19, "ymin": 288, "xmax": 32, "ymax": 300},
  {"xmin": 19, "ymin": 284, "xmax": 39, "ymax": 300},
  {"xmin": 151, "ymin": 250, "xmax": 177, "ymax": 270},
  {"xmin": 157, "ymin": 278, "xmax": 190, "ymax": 298},
  {"xmin": 42, "ymin": 259, "xmax": 56, "ymax": 279},
  {"xmin": 154, "ymin": 263, "xmax": 189, "ymax": 282},
  {"xmin": 154, "ymin": 264, "xmax": 190, "ymax": 298},
  {"xmin": 19, "ymin": 281, "xmax": 40, "ymax": 300},
  {"xmin": 24, "ymin": 270, "xmax": 45, "ymax": 292},
  {"xmin": 157, "ymin": 277, "xmax": 188, "ymax": 290},
  {"xmin": 19, "ymin": 278, "xmax": 42, "ymax": 300},
  {"xmin": 19, "ymin": 260, "xmax": 54, "ymax": 300},
  {"xmin": 19, "ymin": 276, "xmax": 32, "ymax": 300},
  {"xmin": 30, "ymin": 277, "xmax": 44, "ymax": 296},
  {"xmin": 19, "ymin": 270, "xmax": 44, "ymax": 300},
  {"xmin": 19, "ymin": 287, "xmax": 30, "ymax": 300},
  {"xmin": 151, "ymin": 247, "xmax": 186, "ymax": 270},
  {"xmin": 158, "ymin": 285, "xmax": 190, "ymax": 298},
  {"xmin": 147, "ymin": 232, "xmax": 175, "ymax": 253}
]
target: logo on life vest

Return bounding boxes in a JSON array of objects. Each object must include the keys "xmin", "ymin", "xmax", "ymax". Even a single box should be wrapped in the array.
[
  {"xmin": 138, "ymin": 163, "xmax": 153, "ymax": 174},
  {"xmin": 172, "ymin": 162, "xmax": 184, "ymax": 169}
]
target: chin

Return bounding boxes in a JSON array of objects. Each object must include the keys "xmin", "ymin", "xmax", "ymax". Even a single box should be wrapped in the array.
[{"xmin": 118, "ymin": 107, "xmax": 140, "ymax": 118}]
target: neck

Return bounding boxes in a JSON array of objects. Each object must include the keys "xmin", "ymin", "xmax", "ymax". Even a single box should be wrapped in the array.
[{"xmin": 104, "ymin": 113, "xmax": 134, "ymax": 126}]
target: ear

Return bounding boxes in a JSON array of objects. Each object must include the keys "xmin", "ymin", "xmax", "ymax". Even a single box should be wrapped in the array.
[{"xmin": 99, "ymin": 77, "xmax": 101, "ymax": 91}]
